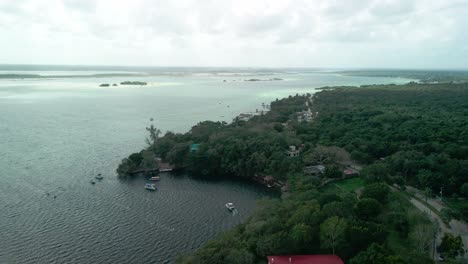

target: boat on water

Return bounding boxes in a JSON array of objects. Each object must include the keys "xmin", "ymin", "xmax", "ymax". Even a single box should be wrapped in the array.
[
  {"xmin": 144, "ymin": 183, "xmax": 156, "ymax": 191},
  {"xmin": 159, "ymin": 168, "xmax": 173, "ymax": 172},
  {"xmin": 225, "ymin": 202, "xmax": 235, "ymax": 211},
  {"xmin": 90, "ymin": 180, "xmax": 96, "ymax": 184},
  {"xmin": 95, "ymin": 175, "xmax": 104, "ymax": 180},
  {"xmin": 150, "ymin": 176, "xmax": 160, "ymax": 181}
]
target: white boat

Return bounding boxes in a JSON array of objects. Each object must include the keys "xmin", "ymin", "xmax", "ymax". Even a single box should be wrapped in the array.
[
  {"xmin": 150, "ymin": 176, "xmax": 160, "ymax": 181},
  {"xmin": 144, "ymin": 183, "xmax": 156, "ymax": 191},
  {"xmin": 159, "ymin": 168, "xmax": 173, "ymax": 172},
  {"xmin": 225, "ymin": 202, "xmax": 235, "ymax": 211},
  {"xmin": 95, "ymin": 175, "xmax": 104, "ymax": 180}
]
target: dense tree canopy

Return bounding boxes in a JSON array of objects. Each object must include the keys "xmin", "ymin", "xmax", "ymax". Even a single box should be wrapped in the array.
[{"xmin": 300, "ymin": 84, "xmax": 468, "ymax": 198}]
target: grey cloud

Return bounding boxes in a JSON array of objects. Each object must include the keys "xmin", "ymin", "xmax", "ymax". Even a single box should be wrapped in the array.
[
  {"xmin": 275, "ymin": 12, "xmax": 315, "ymax": 44},
  {"xmin": 0, "ymin": 0, "xmax": 467, "ymax": 68},
  {"xmin": 237, "ymin": 13, "xmax": 286, "ymax": 37},
  {"xmin": 170, "ymin": 37, "xmax": 188, "ymax": 48},
  {"xmin": 136, "ymin": 5, "xmax": 194, "ymax": 36},
  {"xmin": 88, "ymin": 23, "xmax": 122, "ymax": 40},
  {"xmin": 195, "ymin": 0, "xmax": 232, "ymax": 34},
  {"xmin": 62, "ymin": 0, "xmax": 96, "ymax": 12},
  {"xmin": 321, "ymin": 0, "xmax": 373, "ymax": 17},
  {"xmin": 0, "ymin": 0, "xmax": 27, "ymax": 15},
  {"xmin": 369, "ymin": 0, "xmax": 415, "ymax": 17}
]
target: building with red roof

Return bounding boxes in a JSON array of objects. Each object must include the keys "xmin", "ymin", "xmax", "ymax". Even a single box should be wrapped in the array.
[
  {"xmin": 267, "ymin": 255, "xmax": 344, "ymax": 264},
  {"xmin": 343, "ymin": 168, "xmax": 359, "ymax": 176}
]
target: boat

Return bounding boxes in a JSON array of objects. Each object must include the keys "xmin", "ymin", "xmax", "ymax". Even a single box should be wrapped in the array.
[
  {"xmin": 150, "ymin": 176, "xmax": 160, "ymax": 181},
  {"xmin": 144, "ymin": 183, "xmax": 156, "ymax": 191},
  {"xmin": 225, "ymin": 202, "xmax": 235, "ymax": 211},
  {"xmin": 95, "ymin": 175, "xmax": 104, "ymax": 180},
  {"xmin": 159, "ymin": 168, "xmax": 173, "ymax": 172},
  {"xmin": 90, "ymin": 180, "xmax": 96, "ymax": 184}
]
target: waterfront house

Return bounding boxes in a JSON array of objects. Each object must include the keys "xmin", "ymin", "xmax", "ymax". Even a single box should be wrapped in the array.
[
  {"xmin": 237, "ymin": 113, "xmax": 253, "ymax": 122},
  {"xmin": 155, "ymin": 158, "xmax": 174, "ymax": 172},
  {"xmin": 253, "ymin": 174, "xmax": 285, "ymax": 189},
  {"xmin": 343, "ymin": 167, "xmax": 359, "ymax": 176},
  {"xmin": 264, "ymin": 175, "xmax": 274, "ymax": 186},
  {"xmin": 286, "ymin": 145, "xmax": 300, "ymax": 157}
]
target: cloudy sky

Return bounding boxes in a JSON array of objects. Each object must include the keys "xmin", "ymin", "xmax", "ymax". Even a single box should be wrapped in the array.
[{"xmin": 1, "ymin": 0, "xmax": 467, "ymax": 68}]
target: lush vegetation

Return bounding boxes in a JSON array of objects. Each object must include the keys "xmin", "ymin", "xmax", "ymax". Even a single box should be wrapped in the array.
[
  {"xmin": 323, "ymin": 177, "xmax": 365, "ymax": 193},
  {"xmin": 340, "ymin": 70, "xmax": 468, "ymax": 83},
  {"xmin": 117, "ymin": 94, "xmax": 309, "ymax": 180},
  {"xmin": 120, "ymin": 83, "xmax": 468, "ymax": 202},
  {"xmin": 177, "ymin": 181, "xmax": 436, "ymax": 263},
  {"xmin": 118, "ymin": 82, "xmax": 468, "ymax": 263},
  {"xmin": 120, "ymin": 81, "xmax": 148, "ymax": 85},
  {"xmin": 300, "ymin": 84, "xmax": 468, "ymax": 213}
]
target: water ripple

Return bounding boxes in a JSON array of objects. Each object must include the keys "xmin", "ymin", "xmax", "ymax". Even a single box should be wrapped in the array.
[{"xmin": 0, "ymin": 172, "xmax": 269, "ymax": 264}]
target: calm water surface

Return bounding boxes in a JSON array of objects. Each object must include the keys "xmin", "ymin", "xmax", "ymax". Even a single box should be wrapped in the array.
[{"xmin": 0, "ymin": 67, "xmax": 413, "ymax": 263}]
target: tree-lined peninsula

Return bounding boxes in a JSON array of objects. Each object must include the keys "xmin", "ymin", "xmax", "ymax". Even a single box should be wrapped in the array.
[{"xmin": 118, "ymin": 82, "xmax": 468, "ymax": 263}]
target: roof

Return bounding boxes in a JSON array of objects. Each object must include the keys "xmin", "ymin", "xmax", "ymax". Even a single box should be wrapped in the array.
[
  {"xmin": 304, "ymin": 165, "xmax": 326, "ymax": 174},
  {"xmin": 315, "ymin": 165, "xmax": 325, "ymax": 171},
  {"xmin": 190, "ymin": 144, "xmax": 200, "ymax": 151},
  {"xmin": 267, "ymin": 255, "xmax": 344, "ymax": 264},
  {"xmin": 264, "ymin": 175, "xmax": 274, "ymax": 181},
  {"xmin": 344, "ymin": 168, "xmax": 358, "ymax": 175}
]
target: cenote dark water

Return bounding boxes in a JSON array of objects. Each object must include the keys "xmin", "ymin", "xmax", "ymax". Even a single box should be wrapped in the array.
[
  {"xmin": 1, "ymin": 172, "xmax": 270, "ymax": 263},
  {"xmin": 0, "ymin": 67, "xmax": 414, "ymax": 263}
]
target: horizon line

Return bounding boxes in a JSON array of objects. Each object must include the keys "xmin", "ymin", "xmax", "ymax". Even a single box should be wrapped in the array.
[{"xmin": 1, "ymin": 63, "xmax": 468, "ymax": 71}]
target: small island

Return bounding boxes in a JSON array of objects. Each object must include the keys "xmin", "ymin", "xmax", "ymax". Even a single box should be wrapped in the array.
[
  {"xmin": 120, "ymin": 81, "xmax": 148, "ymax": 85},
  {"xmin": 99, "ymin": 83, "xmax": 110, "ymax": 87},
  {"xmin": 244, "ymin": 78, "xmax": 283, "ymax": 81}
]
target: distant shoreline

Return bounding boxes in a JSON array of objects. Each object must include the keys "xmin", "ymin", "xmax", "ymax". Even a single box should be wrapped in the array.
[{"xmin": 0, "ymin": 73, "xmax": 147, "ymax": 79}]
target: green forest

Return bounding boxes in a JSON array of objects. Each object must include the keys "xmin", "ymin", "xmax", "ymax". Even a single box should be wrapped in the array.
[
  {"xmin": 117, "ymin": 83, "xmax": 468, "ymax": 263},
  {"xmin": 340, "ymin": 70, "xmax": 468, "ymax": 83}
]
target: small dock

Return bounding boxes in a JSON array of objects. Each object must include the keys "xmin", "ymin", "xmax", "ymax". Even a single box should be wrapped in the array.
[{"xmin": 253, "ymin": 174, "xmax": 286, "ymax": 190}]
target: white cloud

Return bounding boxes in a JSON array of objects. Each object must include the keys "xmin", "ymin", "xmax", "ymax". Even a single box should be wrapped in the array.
[{"xmin": 0, "ymin": 0, "xmax": 467, "ymax": 68}]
